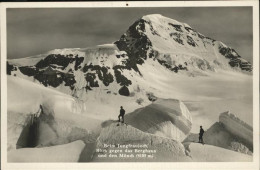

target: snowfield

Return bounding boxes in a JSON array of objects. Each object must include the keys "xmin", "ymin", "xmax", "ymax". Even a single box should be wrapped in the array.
[
  {"xmin": 184, "ymin": 143, "xmax": 253, "ymax": 162},
  {"xmin": 136, "ymin": 60, "xmax": 252, "ymax": 132},
  {"xmin": 8, "ymin": 140, "xmax": 85, "ymax": 162},
  {"xmin": 185, "ymin": 142, "xmax": 252, "ymax": 162}
]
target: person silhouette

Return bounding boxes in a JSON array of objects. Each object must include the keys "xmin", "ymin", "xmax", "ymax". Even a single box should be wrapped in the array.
[
  {"xmin": 199, "ymin": 126, "xmax": 204, "ymax": 144},
  {"xmin": 118, "ymin": 106, "xmax": 125, "ymax": 123}
]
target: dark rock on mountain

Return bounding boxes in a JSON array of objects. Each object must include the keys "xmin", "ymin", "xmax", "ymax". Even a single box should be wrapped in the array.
[
  {"xmin": 19, "ymin": 66, "xmax": 37, "ymax": 77},
  {"xmin": 118, "ymin": 85, "xmax": 130, "ymax": 96},
  {"xmin": 113, "ymin": 68, "xmax": 132, "ymax": 86},
  {"xmin": 7, "ymin": 62, "xmax": 17, "ymax": 75},
  {"xmin": 218, "ymin": 44, "xmax": 252, "ymax": 71},
  {"xmin": 186, "ymin": 35, "xmax": 197, "ymax": 47},
  {"xmin": 36, "ymin": 54, "xmax": 84, "ymax": 70},
  {"xmin": 83, "ymin": 64, "xmax": 114, "ymax": 87},
  {"xmin": 114, "ymin": 18, "xmax": 155, "ymax": 73},
  {"xmin": 85, "ymin": 73, "xmax": 99, "ymax": 89},
  {"xmin": 146, "ymin": 92, "xmax": 157, "ymax": 102}
]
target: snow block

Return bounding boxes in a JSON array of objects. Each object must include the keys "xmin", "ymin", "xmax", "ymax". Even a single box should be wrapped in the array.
[
  {"xmin": 184, "ymin": 111, "xmax": 253, "ymax": 155},
  {"xmin": 7, "ymin": 76, "xmax": 101, "ymax": 151},
  {"xmin": 203, "ymin": 122, "xmax": 252, "ymax": 155},
  {"xmin": 125, "ymin": 99, "xmax": 192, "ymax": 142},
  {"xmin": 93, "ymin": 123, "xmax": 190, "ymax": 162},
  {"xmin": 219, "ymin": 111, "xmax": 253, "ymax": 149}
]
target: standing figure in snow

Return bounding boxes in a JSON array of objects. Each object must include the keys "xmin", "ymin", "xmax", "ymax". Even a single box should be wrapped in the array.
[
  {"xmin": 118, "ymin": 106, "xmax": 125, "ymax": 123},
  {"xmin": 199, "ymin": 126, "xmax": 204, "ymax": 144}
]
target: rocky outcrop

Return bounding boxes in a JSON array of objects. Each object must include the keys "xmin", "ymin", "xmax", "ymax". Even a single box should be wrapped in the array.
[
  {"xmin": 118, "ymin": 85, "xmax": 130, "ymax": 96},
  {"xmin": 7, "ymin": 62, "xmax": 17, "ymax": 75},
  {"xmin": 125, "ymin": 99, "xmax": 192, "ymax": 142},
  {"xmin": 114, "ymin": 18, "xmax": 155, "ymax": 73},
  {"xmin": 218, "ymin": 43, "xmax": 252, "ymax": 71}
]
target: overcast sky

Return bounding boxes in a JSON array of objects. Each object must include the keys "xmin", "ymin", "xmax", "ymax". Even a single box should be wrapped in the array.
[{"xmin": 7, "ymin": 7, "xmax": 253, "ymax": 63}]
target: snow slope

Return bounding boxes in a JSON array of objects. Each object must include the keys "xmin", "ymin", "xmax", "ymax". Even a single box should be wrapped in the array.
[
  {"xmin": 185, "ymin": 142, "xmax": 252, "ymax": 162},
  {"xmin": 136, "ymin": 60, "xmax": 253, "ymax": 132},
  {"xmin": 8, "ymin": 54, "xmax": 47, "ymax": 66},
  {"xmin": 8, "ymin": 140, "xmax": 85, "ymax": 162}
]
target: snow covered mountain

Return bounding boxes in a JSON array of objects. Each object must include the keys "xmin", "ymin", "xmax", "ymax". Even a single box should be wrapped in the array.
[
  {"xmin": 7, "ymin": 44, "xmax": 130, "ymax": 97},
  {"xmin": 115, "ymin": 14, "xmax": 252, "ymax": 73},
  {"xmin": 7, "ymin": 14, "xmax": 252, "ymax": 99}
]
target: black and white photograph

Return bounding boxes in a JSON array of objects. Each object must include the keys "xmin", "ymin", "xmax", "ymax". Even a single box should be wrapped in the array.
[{"xmin": 1, "ymin": 1, "xmax": 259, "ymax": 169}]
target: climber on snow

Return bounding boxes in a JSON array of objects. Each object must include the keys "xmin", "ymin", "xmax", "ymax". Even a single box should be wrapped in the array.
[
  {"xmin": 199, "ymin": 125, "xmax": 204, "ymax": 144},
  {"xmin": 118, "ymin": 106, "xmax": 125, "ymax": 123}
]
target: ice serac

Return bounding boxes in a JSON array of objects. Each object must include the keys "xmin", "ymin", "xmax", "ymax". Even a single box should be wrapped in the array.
[
  {"xmin": 125, "ymin": 99, "xmax": 192, "ymax": 142},
  {"xmin": 93, "ymin": 123, "xmax": 190, "ymax": 162},
  {"xmin": 7, "ymin": 76, "xmax": 101, "ymax": 151},
  {"xmin": 219, "ymin": 111, "xmax": 253, "ymax": 147},
  {"xmin": 115, "ymin": 14, "xmax": 252, "ymax": 73},
  {"xmin": 184, "ymin": 111, "xmax": 253, "ymax": 155}
]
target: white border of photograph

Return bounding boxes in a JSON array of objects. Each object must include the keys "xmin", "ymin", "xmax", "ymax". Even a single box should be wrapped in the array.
[{"xmin": 1, "ymin": 1, "xmax": 259, "ymax": 170}]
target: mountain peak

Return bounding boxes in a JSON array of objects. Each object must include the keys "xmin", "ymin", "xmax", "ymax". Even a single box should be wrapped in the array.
[
  {"xmin": 142, "ymin": 13, "xmax": 163, "ymax": 20},
  {"xmin": 115, "ymin": 14, "xmax": 252, "ymax": 73},
  {"xmin": 142, "ymin": 14, "xmax": 192, "ymax": 29}
]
